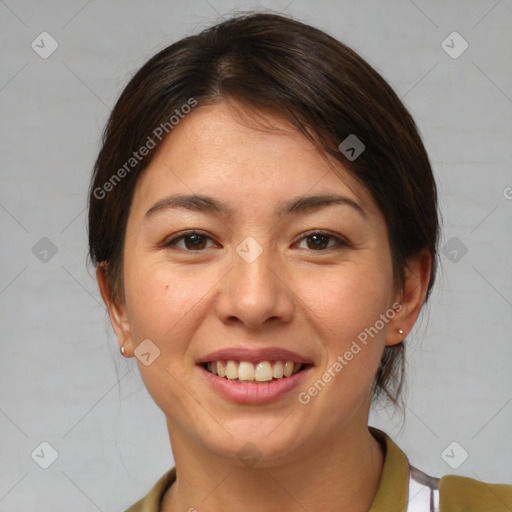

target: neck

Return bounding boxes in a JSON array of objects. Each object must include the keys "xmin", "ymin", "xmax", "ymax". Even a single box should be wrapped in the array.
[{"xmin": 161, "ymin": 421, "xmax": 385, "ymax": 512}]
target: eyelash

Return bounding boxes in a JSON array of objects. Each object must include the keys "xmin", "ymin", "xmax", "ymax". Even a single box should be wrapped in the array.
[{"xmin": 160, "ymin": 230, "xmax": 350, "ymax": 252}]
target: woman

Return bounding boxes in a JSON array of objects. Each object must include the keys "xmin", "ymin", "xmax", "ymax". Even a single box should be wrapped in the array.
[{"xmin": 88, "ymin": 12, "xmax": 511, "ymax": 512}]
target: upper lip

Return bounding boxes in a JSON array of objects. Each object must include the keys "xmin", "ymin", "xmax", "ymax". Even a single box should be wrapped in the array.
[{"xmin": 197, "ymin": 346, "xmax": 314, "ymax": 365}]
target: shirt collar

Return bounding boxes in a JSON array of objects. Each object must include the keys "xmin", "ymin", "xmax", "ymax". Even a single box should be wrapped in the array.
[
  {"xmin": 131, "ymin": 427, "xmax": 410, "ymax": 512},
  {"xmin": 368, "ymin": 426, "xmax": 410, "ymax": 512}
]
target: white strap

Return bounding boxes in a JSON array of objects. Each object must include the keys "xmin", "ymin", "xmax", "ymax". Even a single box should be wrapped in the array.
[{"xmin": 407, "ymin": 465, "xmax": 440, "ymax": 512}]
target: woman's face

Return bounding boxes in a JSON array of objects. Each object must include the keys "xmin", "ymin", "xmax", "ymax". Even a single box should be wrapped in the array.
[{"xmin": 106, "ymin": 101, "xmax": 408, "ymax": 465}]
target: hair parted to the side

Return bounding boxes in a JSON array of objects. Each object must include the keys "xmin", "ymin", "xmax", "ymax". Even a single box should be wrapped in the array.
[{"xmin": 88, "ymin": 12, "xmax": 439, "ymax": 412}]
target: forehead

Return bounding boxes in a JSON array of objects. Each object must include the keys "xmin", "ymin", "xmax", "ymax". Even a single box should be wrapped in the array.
[{"xmin": 131, "ymin": 101, "xmax": 378, "ymax": 217}]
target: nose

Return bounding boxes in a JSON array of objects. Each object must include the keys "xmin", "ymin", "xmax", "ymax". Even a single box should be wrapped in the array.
[{"xmin": 215, "ymin": 241, "xmax": 295, "ymax": 329}]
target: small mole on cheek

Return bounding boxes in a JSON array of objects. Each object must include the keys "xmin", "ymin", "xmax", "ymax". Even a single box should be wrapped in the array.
[{"xmin": 165, "ymin": 285, "xmax": 169, "ymax": 291}]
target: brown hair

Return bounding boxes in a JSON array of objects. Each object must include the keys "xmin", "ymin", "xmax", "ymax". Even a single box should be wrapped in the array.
[{"xmin": 88, "ymin": 12, "xmax": 439, "ymax": 409}]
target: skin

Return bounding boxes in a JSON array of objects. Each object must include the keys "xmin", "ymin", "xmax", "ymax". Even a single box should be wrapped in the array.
[{"xmin": 97, "ymin": 101, "xmax": 431, "ymax": 512}]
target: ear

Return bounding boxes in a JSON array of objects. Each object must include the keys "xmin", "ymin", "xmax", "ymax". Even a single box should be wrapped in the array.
[
  {"xmin": 96, "ymin": 264, "xmax": 134, "ymax": 356},
  {"xmin": 385, "ymin": 250, "xmax": 432, "ymax": 346}
]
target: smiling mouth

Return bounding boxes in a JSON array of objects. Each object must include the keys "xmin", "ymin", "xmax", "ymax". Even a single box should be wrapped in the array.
[{"xmin": 201, "ymin": 360, "xmax": 310, "ymax": 383}]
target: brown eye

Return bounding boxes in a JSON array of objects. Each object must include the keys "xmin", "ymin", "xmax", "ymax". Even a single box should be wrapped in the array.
[
  {"xmin": 162, "ymin": 231, "xmax": 217, "ymax": 251},
  {"xmin": 297, "ymin": 231, "xmax": 349, "ymax": 251}
]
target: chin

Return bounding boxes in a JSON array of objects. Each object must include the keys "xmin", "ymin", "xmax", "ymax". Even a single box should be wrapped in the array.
[{"xmin": 199, "ymin": 420, "xmax": 306, "ymax": 468}]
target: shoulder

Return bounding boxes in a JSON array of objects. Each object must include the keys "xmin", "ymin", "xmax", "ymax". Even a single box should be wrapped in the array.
[
  {"xmin": 123, "ymin": 467, "xmax": 177, "ymax": 512},
  {"xmin": 125, "ymin": 498, "xmax": 144, "ymax": 512},
  {"xmin": 369, "ymin": 427, "xmax": 511, "ymax": 512},
  {"xmin": 439, "ymin": 474, "xmax": 512, "ymax": 512}
]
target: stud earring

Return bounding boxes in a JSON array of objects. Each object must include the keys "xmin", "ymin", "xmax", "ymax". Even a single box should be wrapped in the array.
[
  {"xmin": 398, "ymin": 329, "xmax": 404, "ymax": 335},
  {"xmin": 120, "ymin": 345, "xmax": 126, "ymax": 355}
]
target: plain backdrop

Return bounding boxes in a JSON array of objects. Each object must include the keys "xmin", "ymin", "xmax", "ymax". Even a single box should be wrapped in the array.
[{"xmin": 1, "ymin": 0, "xmax": 511, "ymax": 510}]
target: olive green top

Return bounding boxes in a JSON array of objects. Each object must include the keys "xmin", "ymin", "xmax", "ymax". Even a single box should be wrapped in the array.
[{"xmin": 125, "ymin": 427, "xmax": 512, "ymax": 512}]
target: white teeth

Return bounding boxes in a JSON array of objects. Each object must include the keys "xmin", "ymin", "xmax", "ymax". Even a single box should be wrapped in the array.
[
  {"xmin": 254, "ymin": 361, "xmax": 273, "ymax": 382},
  {"xmin": 238, "ymin": 361, "xmax": 255, "ymax": 380},
  {"xmin": 272, "ymin": 361, "xmax": 284, "ymax": 378},
  {"xmin": 225, "ymin": 360, "xmax": 238, "ymax": 380},
  {"xmin": 205, "ymin": 359, "xmax": 305, "ymax": 382},
  {"xmin": 283, "ymin": 361, "xmax": 294, "ymax": 377}
]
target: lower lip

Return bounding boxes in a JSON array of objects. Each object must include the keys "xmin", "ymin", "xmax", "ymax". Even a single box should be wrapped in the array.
[{"xmin": 198, "ymin": 365, "xmax": 312, "ymax": 404}]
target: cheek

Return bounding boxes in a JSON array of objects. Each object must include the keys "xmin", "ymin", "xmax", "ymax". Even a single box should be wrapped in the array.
[
  {"xmin": 300, "ymin": 260, "xmax": 393, "ymax": 386},
  {"xmin": 300, "ymin": 260, "xmax": 392, "ymax": 336},
  {"xmin": 122, "ymin": 262, "xmax": 210, "ymax": 415},
  {"xmin": 123, "ymin": 260, "xmax": 202, "ymax": 350}
]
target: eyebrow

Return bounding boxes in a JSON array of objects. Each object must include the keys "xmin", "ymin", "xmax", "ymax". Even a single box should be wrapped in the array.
[{"xmin": 144, "ymin": 193, "xmax": 367, "ymax": 219}]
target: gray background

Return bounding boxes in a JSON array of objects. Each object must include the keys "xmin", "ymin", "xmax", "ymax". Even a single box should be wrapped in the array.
[{"xmin": 1, "ymin": 0, "xmax": 511, "ymax": 510}]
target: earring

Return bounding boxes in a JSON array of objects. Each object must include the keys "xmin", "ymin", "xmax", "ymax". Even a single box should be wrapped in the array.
[
  {"xmin": 120, "ymin": 346, "xmax": 126, "ymax": 355},
  {"xmin": 398, "ymin": 329, "xmax": 404, "ymax": 335}
]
